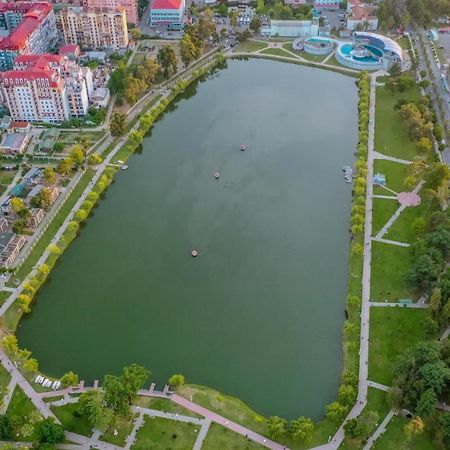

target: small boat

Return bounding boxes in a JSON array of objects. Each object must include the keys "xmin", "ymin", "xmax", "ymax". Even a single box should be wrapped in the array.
[
  {"xmin": 214, "ymin": 172, "xmax": 220, "ymax": 179},
  {"xmin": 240, "ymin": 144, "xmax": 246, "ymax": 151},
  {"xmin": 191, "ymin": 250, "xmax": 198, "ymax": 257},
  {"xmin": 121, "ymin": 165, "xmax": 128, "ymax": 170}
]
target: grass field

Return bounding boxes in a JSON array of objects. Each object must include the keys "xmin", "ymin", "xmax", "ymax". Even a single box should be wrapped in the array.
[
  {"xmin": 233, "ymin": 41, "xmax": 268, "ymax": 53},
  {"xmin": 6, "ymin": 386, "xmax": 41, "ymax": 441},
  {"xmin": 132, "ymin": 416, "xmax": 198, "ymax": 450},
  {"xmin": 384, "ymin": 199, "xmax": 436, "ymax": 243},
  {"xmin": 370, "ymin": 242, "xmax": 412, "ymax": 301},
  {"xmin": 259, "ymin": 48, "xmax": 291, "ymax": 58},
  {"xmin": 51, "ymin": 403, "xmax": 92, "ymax": 437},
  {"xmin": 374, "ymin": 86, "xmax": 422, "ymax": 160},
  {"xmin": 372, "ymin": 198, "xmax": 400, "ymax": 237},
  {"xmin": 101, "ymin": 413, "xmax": 136, "ymax": 446},
  {"xmin": 202, "ymin": 423, "xmax": 264, "ymax": 449},
  {"xmin": 0, "ymin": 291, "xmax": 11, "ymax": 305},
  {"xmin": 369, "ymin": 307, "xmax": 430, "ymax": 385},
  {"xmin": 373, "ymin": 160, "xmax": 409, "ymax": 195},
  {"xmin": 373, "ymin": 415, "xmax": 435, "ymax": 450},
  {"xmin": 0, "ymin": 364, "xmax": 11, "ymax": 402},
  {"xmin": 281, "ymin": 43, "xmax": 328, "ymax": 62}
]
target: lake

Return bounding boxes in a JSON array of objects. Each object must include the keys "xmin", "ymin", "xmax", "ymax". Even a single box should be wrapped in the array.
[{"xmin": 17, "ymin": 59, "xmax": 358, "ymax": 420}]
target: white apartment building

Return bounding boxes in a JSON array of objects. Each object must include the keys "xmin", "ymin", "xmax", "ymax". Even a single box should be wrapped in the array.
[{"xmin": 60, "ymin": 6, "xmax": 129, "ymax": 50}]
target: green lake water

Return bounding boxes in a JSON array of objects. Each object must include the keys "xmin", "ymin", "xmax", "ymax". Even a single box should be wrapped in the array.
[{"xmin": 17, "ymin": 59, "xmax": 357, "ymax": 420}]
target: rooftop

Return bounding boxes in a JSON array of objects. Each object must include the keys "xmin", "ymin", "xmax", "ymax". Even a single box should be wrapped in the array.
[{"xmin": 152, "ymin": 0, "xmax": 183, "ymax": 10}]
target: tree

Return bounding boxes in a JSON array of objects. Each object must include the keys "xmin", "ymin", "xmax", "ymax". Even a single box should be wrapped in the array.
[
  {"xmin": 10, "ymin": 197, "xmax": 24, "ymax": 215},
  {"xmin": 265, "ymin": 416, "xmax": 287, "ymax": 439},
  {"xmin": 2, "ymin": 335, "xmax": 18, "ymax": 354},
  {"xmin": 0, "ymin": 416, "xmax": 12, "ymax": 439},
  {"xmin": 416, "ymin": 388, "xmax": 437, "ymax": 417},
  {"xmin": 110, "ymin": 112, "xmax": 127, "ymax": 136},
  {"xmin": 70, "ymin": 145, "xmax": 85, "ymax": 165},
  {"xmin": 412, "ymin": 217, "xmax": 426, "ymax": 237},
  {"xmin": 17, "ymin": 294, "xmax": 31, "ymax": 313},
  {"xmin": 32, "ymin": 188, "xmax": 53, "ymax": 210},
  {"xmin": 47, "ymin": 244, "xmax": 60, "ymax": 256},
  {"xmin": 78, "ymin": 390, "xmax": 113, "ymax": 430},
  {"xmin": 157, "ymin": 46, "xmax": 177, "ymax": 79},
  {"xmin": 75, "ymin": 209, "xmax": 88, "ymax": 222},
  {"xmin": 130, "ymin": 28, "xmax": 141, "ymax": 40},
  {"xmin": 36, "ymin": 418, "xmax": 65, "ymax": 444},
  {"xmin": 61, "ymin": 371, "xmax": 79, "ymax": 387},
  {"xmin": 249, "ymin": 16, "xmax": 262, "ymax": 33},
  {"xmin": 404, "ymin": 416, "xmax": 424, "ymax": 442},
  {"xmin": 344, "ymin": 418, "xmax": 359, "ymax": 438},
  {"xmin": 168, "ymin": 374, "xmax": 185, "ymax": 387},
  {"xmin": 279, "ymin": 5, "xmax": 293, "ymax": 19},
  {"xmin": 53, "ymin": 142, "xmax": 64, "ymax": 153},
  {"xmin": 290, "ymin": 416, "xmax": 314, "ymax": 442},
  {"xmin": 417, "ymin": 137, "xmax": 432, "ymax": 153},
  {"xmin": 121, "ymin": 364, "xmax": 149, "ymax": 404},
  {"xmin": 228, "ymin": 9, "xmax": 239, "ymax": 28},
  {"xmin": 326, "ymin": 401, "xmax": 347, "ymax": 423},
  {"xmin": 57, "ymin": 158, "xmax": 73, "ymax": 176},
  {"xmin": 43, "ymin": 166, "xmax": 56, "ymax": 185},
  {"xmin": 180, "ymin": 33, "xmax": 197, "ymax": 67},
  {"xmin": 103, "ymin": 374, "xmax": 129, "ymax": 415},
  {"xmin": 337, "ymin": 385, "xmax": 356, "ymax": 407},
  {"xmin": 419, "ymin": 79, "xmax": 430, "ymax": 89},
  {"xmin": 123, "ymin": 75, "xmax": 145, "ymax": 105},
  {"xmin": 218, "ymin": 3, "xmax": 227, "ymax": 16},
  {"xmin": 407, "ymin": 253, "xmax": 440, "ymax": 291},
  {"xmin": 88, "ymin": 153, "xmax": 102, "ymax": 165},
  {"xmin": 390, "ymin": 62, "xmax": 401, "ymax": 77},
  {"xmin": 23, "ymin": 358, "xmax": 38, "ymax": 373}
]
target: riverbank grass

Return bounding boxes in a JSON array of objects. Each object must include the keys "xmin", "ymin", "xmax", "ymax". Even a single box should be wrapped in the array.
[
  {"xmin": 202, "ymin": 423, "xmax": 265, "ymax": 449},
  {"xmin": 259, "ymin": 48, "xmax": 291, "ymax": 58},
  {"xmin": 132, "ymin": 416, "xmax": 198, "ymax": 449},
  {"xmin": 369, "ymin": 307, "xmax": 431, "ymax": 385},
  {"xmin": 134, "ymin": 396, "xmax": 201, "ymax": 418},
  {"xmin": 370, "ymin": 242, "xmax": 412, "ymax": 301},
  {"xmin": 233, "ymin": 41, "xmax": 268, "ymax": 53},
  {"xmin": 374, "ymin": 86, "xmax": 422, "ymax": 160}
]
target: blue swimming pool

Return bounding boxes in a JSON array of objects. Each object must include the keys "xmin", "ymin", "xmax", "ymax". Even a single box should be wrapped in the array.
[{"xmin": 339, "ymin": 44, "xmax": 380, "ymax": 63}]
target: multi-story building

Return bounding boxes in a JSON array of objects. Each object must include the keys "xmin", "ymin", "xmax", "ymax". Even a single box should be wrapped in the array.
[
  {"xmin": 150, "ymin": 0, "xmax": 185, "ymax": 30},
  {"xmin": 85, "ymin": 0, "xmax": 137, "ymax": 25},
  {"xmin": 0, "ymin": 2, "xmax": 57, "ymax": 70},
  {"xmin": 0, "ymin": 53, "xmax": 94, "ymax": 122},
  {"xmin": 60, "ymin": 6, "xmax": 129, "ymax": 49},
  {"xmin": 314, "ymin": 0, "xmax": 341, "ymax": 10},
  {"xmin": 346, "ymin": 0, "xmax": 378, "ymax": 31}
]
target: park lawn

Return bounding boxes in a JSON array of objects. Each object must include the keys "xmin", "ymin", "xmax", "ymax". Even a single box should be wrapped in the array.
[
  {"xmin": 373, "ymin": 160, "xmax": 409, "ymax": 195},
  {"xmin": 43, "ymin": 395, "xmax": 64, "ymax": 403},
  {"xmin": 101, "ymin": 413, "xmax": 136, "ymax": 446},
  {"xmin": 259, "ymin": 48, "xmax": 291, "ymax": 58},
  {"xmin": 202, "ymin": 423, "xmax": 265, "ymax": 449},
  {"xmin": 177, "ymin": 384, "xmax": 265, "ymax": 435},
  {"xmin": 0, "ymin": 169, "xmax": 16, "ymax": 185},
  {"xmin": 0, "ymin": 290, "xmax": 11, "ymax": 305},
  {"xmin": 369, "ymin": 307, "xmax": 431, "ymax": 385},
  {"xmin": 373, "ymin": 415, "xmax": 435, "ymax": 450},
  {"xmin": 374, "ymin": 86, "xmax": 422, "ymax": 160},
  {"xmin": 370, "ymin": 242, "xmax": 412, "ymax": 301},
  {"xmin": 6, "ymin": 385, "xmax": 42, "ymax": 441},
  {"xmin": 134, "ymin": 396, "xmax": 201, "ymax": 418},
  {"xmin": 324, "ymin": 55, "xmax": 342, "ymax": 67},
  {"xmin": 131, "ymin": 416, "xmax": 198, "ymax": 450},
  {"xmin": 51, "ymin": 403, "xmax": 93, "ymax": 437},
  {"xmin": 59, "ymin": 131, "xmax": 104, "ymax": 145},
  {"xmin": 372, "ymin": 198, "xmax": 399, "ymax": 237},
  {"xmin": 6, "ymin": 169, "xmax": 95, "ymax": 285},
  {"xmin": 384, "ymin": 199, "xmax": 436, "ymax": 243},
  {"xmin": 397, "ymin": 37, "xmax": 411, "ymax": 50},
  {"xmin": 233, "ymin": 41, "xmax": 267, "ymax": 53}
]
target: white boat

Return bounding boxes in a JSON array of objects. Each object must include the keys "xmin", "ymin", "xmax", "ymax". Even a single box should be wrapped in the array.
[
  {"xmin": 51, "ymin": 380, "xmax": 58, "ymax": 389},
  {"xmin": 34, "ymin": 375, "xmax": 41, "ymax": 383},
  {"xmin": 41, "ymin": 378, "xmax": 49, "ymax": 386},
  {"xmin": 54, "ymin": 381, "xmax": 61, "ymax": 390}
]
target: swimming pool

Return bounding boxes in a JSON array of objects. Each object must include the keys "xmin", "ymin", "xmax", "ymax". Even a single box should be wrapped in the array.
[{"xmin": 339, "ymin": 44, "xmax": 380, "ymax": 63}]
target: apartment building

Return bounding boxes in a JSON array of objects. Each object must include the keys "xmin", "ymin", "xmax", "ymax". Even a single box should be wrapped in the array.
[
  {"xmin": 60, "ymin": 6, "xmax": 129, "ymax": 49},
  {"xmin": 0, "ymin": 2, "xmax": 57, "ymax": 70},
  {"xmin": 0, "ymin": 54, "xmax": 94, "ymax": 122},
  {"xmin": 85, "ymin": 0, "xmax": 137, "ymax": 25}
]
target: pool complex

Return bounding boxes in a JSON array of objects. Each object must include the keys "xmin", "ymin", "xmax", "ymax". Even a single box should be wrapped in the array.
[{"xmin": 339, "ymin": 44, "xmax": 382, "ymax": 63}]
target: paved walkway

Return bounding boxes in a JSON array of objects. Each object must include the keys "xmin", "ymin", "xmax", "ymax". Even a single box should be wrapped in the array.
[
  {"xmin": 171, "ymin": 394, "xmax": 286, "ymax": 450},
  {"xmin": 372, "ymin": 237, "xmax": 410, "ymax": 247},
  {"xmin": 373, "ymin": 151, "xmax": 412, "ymax": 165},
  {"xmin": 370, "ymin": 301, "xmax": 429, "ymax": 308},
  {"xmin": 372, "ymin": 194, "xmax": 397, "ymax": 200},
  {"xmin": 363, "ymin": 410, "xmax": 395, "ymax": 449},
  {"xmin": 367, "ymin": 380, "xmax": 390, "ymax": 392},
  {"xmin": 124, "ymin": 412, "xmax": 144, "ymax": 450},
  {"xmin": 193, "ymin": 419, "xmax": 212, "ymax": 450}
]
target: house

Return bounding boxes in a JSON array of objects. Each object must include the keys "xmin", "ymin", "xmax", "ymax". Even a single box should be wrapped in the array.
[
  {"xmin": 0, "ymin": 132, "xmax": 30, "ymax": 155},
  {"xmin": 59, "ymin": 44, "xmax": 81, "ymax": 60},
  {"xmin": 91, "ymin": 87, "xmax": 110, "ymax": 108},
  {"xmin": 9, "ymin": 121, "xmax": 31, "ymax": 133},
  {"xmin": 46, "ymin": 187, "xmax": 60, "ymax": 205},
  {"xmin": 23, "ymin": 168, "xmax": 42, "ymax": 185},
  {"xmin": 29, "ymin": 209, "xmax": 45, "ymax": 228},
  {"xmin": 314, "ymin": 0, "xmax": 341, "ymax": 10},
  {"xmin": 347, "ymin": 0, "xmax": 378, "ymax": 31},
  {"xmin": 0, "ymin": 233, "xmax": 26, "ymax": 268},
  {"xmin": 150, "ymin": 0, "xmax": 185, "ymax": 30}
]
